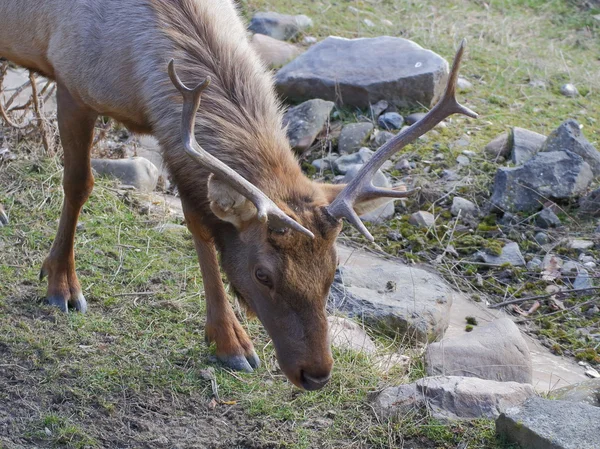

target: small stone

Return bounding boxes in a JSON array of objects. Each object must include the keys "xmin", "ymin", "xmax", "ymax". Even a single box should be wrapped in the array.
[
  {"xmin": 585, "ymin": 306, "xmax": 599, "ymax": 318},
  {"xmin": 573, "ymin": 271, "xmax": 593, "ymax": 290},
  {"xmin": 91, "ymin": 157, "xmax": 159, "ymax": 193},
  {"xmin": 456, "ymin": 155, "xmax": 470, "ymax": 166},
  {"xmin": 534, "ymin": 232, "xmax": 549, "ymax": 245},
  {"xmin": 372, "ymin": 130, "xmax": 395, "ymax": 147},
  {"xmin": 536, "ymin": 208, "xmax": 562, "ymax": 229},
  {"xmin": 338, "ymin": 123, "xmax": 374, "ymax": 154},
  {"xmin": 568, "ymin": 239, "xmax": 594, "ymax": 252},
  {"xmin": 433, "ymin": 153, "xmax": 445, "ymax": 161},
  {"xmin": 369, "ymin": 100, "xmax": 389, "ymax": 119},
  {"xmin": 579, "ymin": 254, "xmax": 595, "ymax": 264},
  {"xmin": 560, "ymin": 83, "xmax": 579, "ymax": 97},
  {"xmin": 302, "ymin": 36, "xmax": 317, "ymax": 45},
  {"xmin": 476, "ymin": 241, "xmax": 525, "ymax": 267},
  {"xmin": 527, "ymin": 257, "xmax": 542, "ymax": 270},
  {"xmin": 484, "ymin": 132, "xmax": 510, "ymax": 159},
  {"xmin": 409, "ymin": 211, "xmax": 435, "ymax": 228},
  {"xmin": 529, "ymin": 79, "xmax": 546, "ymax": 89},
  {"xmin": 451, "ymin": 197, "xmax": 477, "ymax": 217},
  {"xmin": 462, "ymin": 150, "xmax": 477, "ymax": 157},
  {"xmin": 562, "ymin": 261, "xmax": 582, "ymax": 273},
  {"xmin": 249, "ymin": 12, "xmax": 313, "ymax": 41},
  {"xmin": 250, "ymin": 34, "xmax": 303, "ymax": 68},
  {"xmin": 511, "ymin": 127, "xmax": 546, "ymax": 165},
  {"xmin": 328, "ymin": 316, "xmax": 377, "ymax": 354},
  {"xmin": 457, "ymin": 77, "xmax": 473, "ymax": 91},
  {"xmin": 395, "ymin": 159, "xmax": 410, "ymax": 171},
  {"xmin": 442, "ymin": 169, "xmax": 458, "ymax": 180},
  {"xmin": 377, "ymin": 112, "xmax": 404, "ymax": 130},
  {"xmin": 333, "ymin": 148, "xmax": 373, "ymax": 174},
  {"xmin": 387, "ymin": 230, "xmax": 402, "ymax": 241},
  {"xmin": 584, "ymin": 261, "xmax": 597, "ymax": 269},
  {"xmin": 580, "ymin": 188, "xmax": 600, "ymax": 217},
  {"xmin": 405, "ymin": 112, "xmax": 426, "ymax": 126},
  {"xmin": 380, "ymin": 19, "xmax": 393, "ymax": 27},
  {"xmin": 586, "ymin": 369, "xmax": 600, "ymax": 379},
  {"xmin": 283, "ymin": 99, "xmax": 335, "ymax": 152},
  {"xmin": 363, "ymin": 18, "xmax": 375, "ymax": 28},
  {"xmin": 312, "ymin": 153, "xmax": 339, "ymax": 171}
]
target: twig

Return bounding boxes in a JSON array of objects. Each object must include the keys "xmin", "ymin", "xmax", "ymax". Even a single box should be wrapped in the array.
[
  {"xmin": 0, "ymin": 61, "xmax": 28, "ymax": 129},
  {"xmin": 29, "ymin": 71, "xmax": 52, "ymax": 153},
  {"xmin": 515, "ymin": 299, "xmax": 596, "ymax": 323},
  {"xmin": 489, "ymin": 287, "xmax": 600, "ymax": 309},
  {"xmin": 114, "ymin": 291, "xmax": 154, "ymax": 297}
]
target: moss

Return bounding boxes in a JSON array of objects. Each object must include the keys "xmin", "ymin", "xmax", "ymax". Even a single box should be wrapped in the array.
[
  {"xmin": 465, "ymin": 316, "xmax": 478, "ymax": 326},
  {"xmin": 465, "ymin": 325, "xmax": 474, "ymax": 332}
]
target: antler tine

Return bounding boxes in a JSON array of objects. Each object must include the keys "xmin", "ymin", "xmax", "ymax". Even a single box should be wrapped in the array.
[
  {"xmin": 167, "ymin": 59, "xmax": 314, "ymax": 239},
  {"xmin": 326, "ymin": 39, "xmax": 477, "ymax": 242}
]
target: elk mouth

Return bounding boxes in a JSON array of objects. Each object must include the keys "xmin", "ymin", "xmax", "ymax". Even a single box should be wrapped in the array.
[{"xmin": 300, "ymin": 370, "xmax": 332, "ymax": 391}]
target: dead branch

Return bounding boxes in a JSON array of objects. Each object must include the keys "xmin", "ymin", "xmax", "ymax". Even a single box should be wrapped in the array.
[{"xmin": 489, "ymin": 287, "xmax": 600, "ymax": 309}]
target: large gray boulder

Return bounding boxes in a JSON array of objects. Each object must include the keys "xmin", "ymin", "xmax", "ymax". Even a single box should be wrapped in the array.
[
  {"xmin": 496, "ymin": 397, "xmax": 600, "ymax": 449},
  {"xmin": 91, "ymin": 157, "xmax": 159, "ymax": 193},
  {"xmin": 329, "ymin": 245, "xmax": 455, "ymax": 342},
  {"xmin": 553, "ymin": 378, "xmax": 600, "ymax": 407},
  {"xmin": 425, "ymin": 318, "xmax": 532, "ymax": 383},
  {"xmin": 275, "ymin": 37, "xmax": 449, "ymax": 108},
  {"xmin": 283, "ymin": 99, "xmax": 334, "ymax": 153},
  {"xmin": 490, "ymin": 150, "xmax": 593, "ymax": 213},
  {"xmin": 248, "ymin": 12, "xmax": 312, "ymax": 41},
  {"xmin": 541, "ymin": 119, "xmax": 600, "ymax": 176},
  {"xmin": 374, "ymin": 376, "xmax": 535, "ymax": 420}
]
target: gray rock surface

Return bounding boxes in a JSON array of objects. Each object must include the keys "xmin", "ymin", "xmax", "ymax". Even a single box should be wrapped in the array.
[
  {"xmin": 409, "ymin": 211, "xmax": 435, "ymax": 228},
  {"xmin": 490, "ymin": 151, "xmax": 593, "ymax": 213},
  {"xmin": 283, "ymin": 99, "xmax": 334, "ymax": 152},
  {"xmin": 425, "ymin": 318, "xmax": 532, "ymax": 383},
  {"xmin": 275, "ymin": 37, "xmax": 449, "ymax": 108},
  {"xmin": 579, "ymin": 187, "xmax": 600, "ymax": 217},
  {"xmin": 377, "ymin": 112, "xmax": 404, "ymax": 130},
  {"xmin": 329, "ymin": 245, "xmax": 455, "ymax": 342},
  {"xmin": 496, "ymin": 397, "xmax": 600, "ymax": 449},
  {"xmin": 333, "ymin": 148, "xmax": 373, "ymax": 174},
  {"xmin": 457, "ymin": 77, "xmax": 473, "ymax": 91},
  {"xmin": 476, "ymin": 241, "xmax": 525, "ymax": 267},
  {"xmin": 338, "ymin": 123, "xmax": 374, "ymax": 154},
  {"xmin": 405, "ymin": 112, "xmax": 426, "ymax": 126},
  {"xmin": 311, "ymin": 153, "xmax": 338, "ymax": 171},
  {"xmin": 450, "ymin": 197, "xmax": 477, "ymax": 217},
  {"xmin": 342, "ymin": 165, "xmax": 394, "ymax": 222},
  {"xmin": 553, "ymin": 378, "xmax": 600, "ymax": 407},
  {"xmin": 250, "ymin": 34, "xmax": 303, "ymax": 68},
  {"xmin": 374, "ymin": 376, "xmax": 535, "ymax": 420},
  {"xmin": 484, "ymin": 132, "xmax": 510, "ymax": 159},
  {"xmin": 249, "ymin": 12, "xmax": 312, "ymax": 41},
  {"xmin": 91, "ymin": 157, "xmax": 158, "ymax": 192},
  {"xmin": 560, "ymin": 83, "xmax": 579, "ymax": 98},
  {"xmin": 328, "ymin": 316, "xmax": 377, "ymax": 354},
  {"xmin": 511, "ymin": 127, "xmax": 546, "ymax": 165},
  {"xmin": 369, "ymin": 100, "xmax": 388, "ymax": 119},
  {"xmin": 372, "ymin": 130, "xmax": 395, "ymax": 147},
  {"xmin": 536, "ymin": 208, "xmax": 562, "ymax": 228},
  {"xmin": 541, "ymin": 120, "xmax": 600, "ymax": 176}
]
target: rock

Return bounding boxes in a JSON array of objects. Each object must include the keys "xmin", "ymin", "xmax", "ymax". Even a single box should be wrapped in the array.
[
  {"xmin": 511, "ymin": 127, "xmax": 546, "ymax": 165},
  {"xmin": 405, "ymin": 112, "xmax": 426, "ymax": 126},
  {"xmin": 476, "ymin": 242, "xmax": 526, "ymax": 267},
  {"xmin": 342, "ymin": 165, "xmax": 394, "ymax": 222},
  {"xmin": 248, "ymin": 12, "xmax": 312, "ymax": 41},
  {"xmin": 527, "ymin": 257, "xmax": 543, "ymax": 270},
  {"xmin": 584, "ymin": 261, "xmax": 597, "ymax": 269},
  {"xmin": 560, "ymin": 83, "xmax": 579, "ymax": 98},
  {"xmin": 536, "ymin": 208, "xmax": 562, "ymax": 228},
  {"xmin": 395, "ymin": 159, "xmax": 411, "ymax": 171},
  {"xmin": 484, "ymin": 132, "xmax": 510, "ymax": 159},
  {"xmin": 369, "ymin": 100, "xmax": 388, "ymax": 119},
  {"xmin": 302, "ymin": 36, "xmax": 317, "ymax": 45},
  {"xmin": 456, "ymin": 154, "xmax": 470, "ymax": 166},
  {"xmin": 561, "ymin": 260, "xmax": 581, "ymax": 274},
  {"xmin": 338, "ymin": 123, "xmax": 374, "ymax": 154},
  {"xmin": 327, "ymin": 316, "xmax": 376, "ymax": 354},
  {"xmin": 541, "ymin": 120, "xmax": 600, "ymax": 176},
  {"xmin": 91, "ymin": 157, "xmax": 159, "ymax": 192},
  {"xmin": 457, "ymin": 77, "xmax": 473, "ymax": 92},
  {"xmin": 579, "ymin": 188, "xmax": 600, "ymax": 217},
  {"xmin": 372, "ymin": 130, "xmax": 395, "ymax": 147},
  {"xmin": 534, "ymin": 232, "xmax": 549, "ymax": 245},
  {"xmin": 374, "ymin": 376, "xmax": 535, "ymax": 420},
  {"xmin": 408, "ymin": 211, "xmax": 435, "ymax": 229},
  {"xmin": 275, "ymin": 37, "xmax": 449, "ymax": 108},
  {"xmin": 490, "ymin": 151, "xmax": 593, "ymax": 213},
  {"xmin": 377, "ymin": 112, "xmax": 404, "ymax": 130},
  {"xmin": 329, "ymin": 245, "xmax": 455, "ymax": 342},
  {"xmin": 573, "ymin": 271, "xmax": 593, "ymax": 290},
  {"xmin": 311, "ymin": 153, "xmax": 338, "ymax": 171},
  {"xmin": 496, "ymin": 397, "xmax": 600, "ymax": 449},
  {"xmin": 425, "ymin": 318, "xmax": 532, "ymax": 383},
  {"xmin": 553, "ymin": 378, "xmax": 600, "ymax": 407},
  {"xmin": 373, "ymin": 353, "xmax": 410, "ymax": 374},
  {"xmin": 450, "ymin": 197, "xmax": 477, "ymax": 217},
  {"xmin": 250, "ymin": 34, "xmax": 303, "ymax": 68},
  {"xmin": 568, "ymin": 239, "xmax": 594, "ymax": 252},
  {"xmin": 283, "ymin": 99, "xmax": 334, "ymax": 152},
  {"xmin": 333, "ymin": 148, "xmax": 373, "ymax": 174}
]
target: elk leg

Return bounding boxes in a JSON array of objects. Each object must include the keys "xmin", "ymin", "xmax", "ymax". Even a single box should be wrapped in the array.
[
  {"xmin": 183, "ymin": 205, "xmax": 259, "ymax": 372},
  {"xmin": 40, "ymin": 85, "xmax": 97, "ymax": 313}
]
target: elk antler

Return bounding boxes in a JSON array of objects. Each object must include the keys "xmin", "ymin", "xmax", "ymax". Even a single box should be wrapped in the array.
[
  {"xmin": 326, "ymin": 40, "xmax": 478, "ymax": 242},
  {"xmin": 168, "ymin": 60, "xmax": 314, "ymax": 239}
]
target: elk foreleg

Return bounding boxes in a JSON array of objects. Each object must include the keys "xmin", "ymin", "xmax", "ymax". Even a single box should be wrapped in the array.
[
  {"xmin": 184, "ymin": 206, "xmax": 260, "ymax": 372},
  {"xmin": 40, "ymin": 85, "xmax": 97, "ymax": 312}
]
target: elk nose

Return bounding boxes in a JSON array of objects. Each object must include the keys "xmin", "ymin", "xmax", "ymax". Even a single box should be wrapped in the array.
[{"xmin": 300, "ymin": 370, "xmax": 332, "ymax": 391}]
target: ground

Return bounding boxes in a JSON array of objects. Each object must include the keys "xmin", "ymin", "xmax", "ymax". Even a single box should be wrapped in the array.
[{"xmin": 1, "ymin": 0, "xmax": 599, "ymax": 448}]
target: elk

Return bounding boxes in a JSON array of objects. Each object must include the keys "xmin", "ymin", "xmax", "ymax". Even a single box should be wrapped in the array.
[{"xmin": 0, "ymin": 0, "xmax": 476, "ymax": 390}]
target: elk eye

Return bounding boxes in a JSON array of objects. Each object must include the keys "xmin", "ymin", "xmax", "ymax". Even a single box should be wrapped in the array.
[{"xmin": 255, "ymin": 268, "xmax": 272, "ymax": 287}]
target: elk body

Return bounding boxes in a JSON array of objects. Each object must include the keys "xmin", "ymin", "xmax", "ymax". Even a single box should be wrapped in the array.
[{"xmin": 0, "ymin": 0, "xmax": 475, "ymax": 390}]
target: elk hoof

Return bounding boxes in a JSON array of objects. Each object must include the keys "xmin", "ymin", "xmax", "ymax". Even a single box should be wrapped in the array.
[
  {"xmin": 46, "ymin": 292, "xmax": 88, "ymax": 313},
  {"xmin": 218, "ymin": 350, "xmax": 260, "ymax": 373}
]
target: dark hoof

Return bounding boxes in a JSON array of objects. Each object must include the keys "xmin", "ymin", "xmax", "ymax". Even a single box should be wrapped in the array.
[
  {"xmin": 47, "ymin": 295, "xmax": 68, "ymax": 313},
  {"xmin": 218, "ymin": 350, "xmax": 261, "ymax": 373},
  {"xmin": 46, "ymin": 292, "xmax": 87, "ymax": 313},
  {"xmin": 69, "ymin": 292, "xmax": 88, "ymax": 313}
]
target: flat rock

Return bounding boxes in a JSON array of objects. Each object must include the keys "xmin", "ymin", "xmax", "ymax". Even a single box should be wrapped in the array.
[
  {"xmin": 283, "ymin": 99, "xmax": 334, "ymax": 153},
  {"xmin": 496, "ymin": 396, "xmax": 600, "ymax": 449},
  {"xmin": 541, "ymin": 119, "xmax": 600, "ymax": 176},
  {"xmin": 249, "ymin": 12, "xmax": 312, "ymax": 41},
  {"xmin": 425, "ymin": 318, "xmax": 532, "ymax": 383},
  {"xmin": 374, "ymin": 376, "xmax": 535, "ymax": 420},
  {"xmin": 484, "ymin": 132, "xmax": 510, "ymax": 159},
  {"xmin": 490, "ymin": 151, "xmax": 593, "ymax": 213},
  {"xmin": 568, "ymin": 239, "xmax": 594, "ymax": 251},
  {"xmin": 342, "ymin": 165, "xmax": 394, "ymax": 222},
  {"xmin": 275, "ymin": 37, "xmax": 449, "ymax": 108},
  {"xmin": 91, "ymin": 157, "xmax": 159, "ymax": 193},
  {"xmin": 511, "ymin": 127, "xmax": 546, "ymax": 165},
  {"xmin": 579, "ymin": 187, "xmax": 600, "ymax": 217},
  {"xmin": 377, "ymin": 112, "xmax": 404, "ymax": 130},
  {"xmin": 337, "ymin": 123, "xmax": 374, "ymax": 154},
  {"xmin": 553, "ymin": 378, "xmax": 600, "ymax": 407},
  {"xmin": 328, "ymin": 316, "xmax": 377, "ymax": 354},
  {"xmin": 250, "ymin": 34, "xmax": 303, "ymax": 68},
  {"xmin": 476, "ymin": 241, "xmax": 525, "ymax": 267},
  {"xmin": 329, "ymin": 245, "xmax": 455, "ymax": 342},
  {"xmin": 450, "ymin": 197, "xmax": 477, "ymax": 217},
  {"xmin": 333, "ymin": 148, "xmax": 373, "ymax": 174},
  {"xmin": 536, "ymin": 208, "xmax": 562, "ymax": 228},
  {"xmin": 409, "ymin": 211, "xmax": 435, "ymax": 228}
]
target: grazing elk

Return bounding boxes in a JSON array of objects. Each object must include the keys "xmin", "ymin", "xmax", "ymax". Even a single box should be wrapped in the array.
[{"xmin": 0, "ymin": 0, "xmax": 475, "ymax": 390}]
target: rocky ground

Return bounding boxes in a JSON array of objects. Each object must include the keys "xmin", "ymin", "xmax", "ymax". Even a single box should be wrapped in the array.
[{"xmin": 2, "ymin": 0, "xmax": 600, "ymax": 448}]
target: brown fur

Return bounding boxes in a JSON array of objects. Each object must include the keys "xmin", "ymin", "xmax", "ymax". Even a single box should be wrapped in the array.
[{"xmin": 0, "ymin": 0, "xmax": 389, "ymax": 390}]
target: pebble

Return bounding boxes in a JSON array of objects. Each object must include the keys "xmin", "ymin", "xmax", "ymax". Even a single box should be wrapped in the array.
[
  {"xmin": 534, "ymin": 232, "xmax": 549, "ymax": 245},
  {"xmin": 370, "ymin": 100, "xmax": 388, "ymax": 119},
  {"xmin": 395, "ymin": 159, "xmax": 411, "ymax": 171},
  {"xmin": 569, "ymin": 239, "xmax": 595, "ymax": 252},
  {"xmin": 378, "ymin": 112, "xmax": 404, "ymax": 130},
  {"xmin": 363, "ymin": 18, "xmax": 375, "ymax": 28},
  {"xmin": 560, "ymin": 83, "xmax": 579, "ymax": 97},
  {"xmin": 456, "ymin": 155, "xmax": 470, "ymax": 166},
  {"xmin": 303, "ymin": 36, "xmax": 317, "ymax": 45},
  {"xmin": 584, "ymin": 261, "xmax": 597, "ymax": 269},
  {"xmin": 405, "ymin": 112, "xmax": 426, "ymax": 126},
  {"xmin": 457, "ymin": 77, "xmax": 473, "ymax": 91},
  {"xmin": 408, "ymin": 211, "xmax": 435, "ymax": 228},
  {"xmin": 527, "ymin": 258, "xmax": 542, "ymax": 270}
]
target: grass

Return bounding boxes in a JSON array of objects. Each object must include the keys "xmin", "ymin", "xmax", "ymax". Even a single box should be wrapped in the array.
[{"xmin": 2, "ymin": 0, "xmax": 600, "ymax": 447}]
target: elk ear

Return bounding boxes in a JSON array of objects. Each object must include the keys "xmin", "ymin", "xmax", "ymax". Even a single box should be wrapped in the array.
[
  {"xmin": 319, "ymin": 183, "xmax": 405, "ymax": 216},
  {"xmin": 207, "ymin": 174, "xmax": 258, "ymax": 228}
]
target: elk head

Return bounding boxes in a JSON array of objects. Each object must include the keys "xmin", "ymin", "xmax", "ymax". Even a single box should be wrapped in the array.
[{"xmin": 168, "ymin": 40, "xmax": 476, "ymax": 390}]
